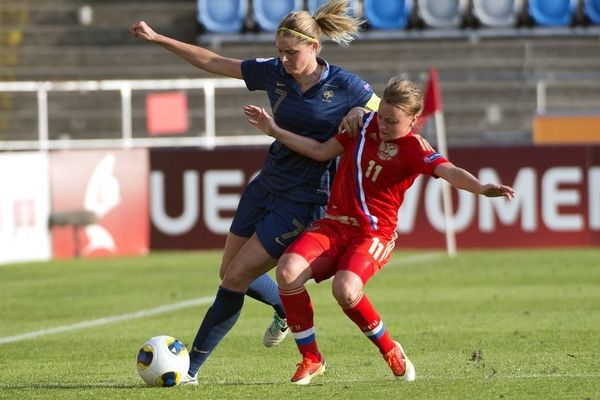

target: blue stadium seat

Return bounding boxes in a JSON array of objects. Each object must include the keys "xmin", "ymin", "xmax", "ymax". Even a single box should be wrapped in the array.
[
  {"xmin": 584, "ymin": 0, "xmax": 600, "ymax": 24},
  {"xmin": 308, "ymin": 0, "xmax": 357, "ymax": 15},
  {"xmin": 197, "ymin": 0, "xmax": 247, "ymax": 33},
  {"xmin": 307, "ymin": 0, "xmax": 329, "ymax": 14},
  {"xmin": 417, "ymin": 0, "xmax": 468, "ymax": 28},
  {"xmin": 472, "ymin": 0, "xmax": 523, "ymax": 27},
  {"xmin": 527, "ymin": 0, "xmax": 577, "ymax": 26},
  {"xmin": 363, "ymin": 0, "xmax": 413, "ymax": 30},
  {"xmin": 253, "ymin": 0, "xmax": 303, "ymax": 32}
]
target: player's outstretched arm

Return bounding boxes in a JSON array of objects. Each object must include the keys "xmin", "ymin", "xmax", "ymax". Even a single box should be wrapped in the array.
[
  {"xmin": 434, "ymin": 162, "xmax": 515, "ymax": 200},
  {"xmin": 244, "ymin": 105, "xmax": 343, "ymax": 161},
  {"xmin": 128, "ymin": 21, "xmax": 242, "ymax": 79}
]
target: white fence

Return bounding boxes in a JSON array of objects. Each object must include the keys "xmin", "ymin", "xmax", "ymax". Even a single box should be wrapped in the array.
[
  {"xmin": 0, "ymin": 78, "xmax": 274, "ymax": 151},
  {"xmin": 0, "ymin": 76, "xmax": 566, "ymax": 151}
]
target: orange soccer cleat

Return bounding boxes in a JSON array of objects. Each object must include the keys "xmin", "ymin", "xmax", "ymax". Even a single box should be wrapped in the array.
[
  {"xmin": 383, "ymin": 341, "xmax": 416, "ymax": 381},
  {"xmin": 290, "ymin": 356, "xmax": 327, "ymax": 385}
]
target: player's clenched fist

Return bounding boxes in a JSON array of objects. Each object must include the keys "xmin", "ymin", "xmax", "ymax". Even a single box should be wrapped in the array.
[{"xmin": 128, "ymin": 21, "xmax": 158, "ymax": 42}]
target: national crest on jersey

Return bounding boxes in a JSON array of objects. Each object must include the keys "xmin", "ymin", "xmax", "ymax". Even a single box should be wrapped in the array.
[
  {"xmin": 377, "ymin": 142, "xmax": 399, "ymax": 161},
  {"xmin": 321, "ymin": 90, "xmax": 335, "ymax": 103}
]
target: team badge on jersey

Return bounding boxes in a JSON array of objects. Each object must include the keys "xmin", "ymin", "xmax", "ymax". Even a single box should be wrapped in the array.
[
  {"xmin": 378, "ymin": 142, "xmax": 399, "ymax": 160},
  {"xmin": 321, "ymin": 90, "xmax": 334, "ymax": 102}
]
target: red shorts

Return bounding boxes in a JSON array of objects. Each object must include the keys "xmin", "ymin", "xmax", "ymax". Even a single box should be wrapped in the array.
[{"xmin": 284, "ymin": 218, "xmax": 396, "ymax": 284}]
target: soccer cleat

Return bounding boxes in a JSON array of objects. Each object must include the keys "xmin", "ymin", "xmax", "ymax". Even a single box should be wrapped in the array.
[
  {"xmin": 180, "ymin": 373, "xmax": 198, "ymax": 386},
  {"xmin": 383, "ymin": 341, "xmax": 416, "ymax": 382},
  {"xmin": 290, "ymin": 357, "xmax": 326, "ymax": 385},
  {"xmin": 262, "ymin": 313, "xmax": 289, "ymax": 348}
]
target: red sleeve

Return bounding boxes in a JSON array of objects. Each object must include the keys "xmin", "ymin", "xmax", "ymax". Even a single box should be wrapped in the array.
[
  {"xmin": 407, "ymin": 135, "xmax": 448, "ymax": 176},
  {"xmin": 333, "ymin": 129, "xmax": 353, "ymax": 148}
]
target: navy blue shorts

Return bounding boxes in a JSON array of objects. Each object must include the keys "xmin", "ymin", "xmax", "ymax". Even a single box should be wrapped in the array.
[{"xmin": 230, "ymin": 179, "xmax": 323, "ymax": 258}]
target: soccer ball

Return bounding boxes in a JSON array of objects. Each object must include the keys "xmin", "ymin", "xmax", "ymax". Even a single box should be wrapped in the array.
[{"xmin": 136, "ymin": 335, "xmax": 190, "ymax": 387}]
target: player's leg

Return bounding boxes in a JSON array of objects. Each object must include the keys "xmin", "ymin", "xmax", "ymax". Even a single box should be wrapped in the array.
[
  {"xmin": 277, "ymin": 223, "xmax": 339, "ymax": 385},
  {"xmin": 223, "ymin": 180, "xmax": 286, "ymax": 345},
  {"xmin": 187, "ymin": 234, "xmax": 276, "ymax": 379},
  {"xmin": 333, "ymin": 236, "xmax": 415, "ymax": 381},
  {"xmin": 255, "ymin": 197, "xmax": 322, "ymax": 348}
]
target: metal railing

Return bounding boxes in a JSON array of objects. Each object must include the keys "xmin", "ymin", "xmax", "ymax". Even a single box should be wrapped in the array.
[{"xmin": 0, "ymin": 78, "xmax": 274, "ymax": 151}]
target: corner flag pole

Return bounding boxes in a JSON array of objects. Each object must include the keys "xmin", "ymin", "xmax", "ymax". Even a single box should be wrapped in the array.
[{"xmin": 423, "ymin": 69, "xmax": 456, "ymax": 257}]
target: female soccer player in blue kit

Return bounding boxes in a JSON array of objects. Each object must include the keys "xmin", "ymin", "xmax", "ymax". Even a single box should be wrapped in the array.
[{"xmin": 129, "ymin": 0, "xmax": 380, "ymax": 383}]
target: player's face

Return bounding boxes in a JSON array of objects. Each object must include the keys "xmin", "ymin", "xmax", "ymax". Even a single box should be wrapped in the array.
[
  {"xmin": 377, "ymin": 101, "xmax": 415, "ymax": 141},
  {"xmin": 275, "ymin": 35, "xmax": 318, "ymax": 76}
]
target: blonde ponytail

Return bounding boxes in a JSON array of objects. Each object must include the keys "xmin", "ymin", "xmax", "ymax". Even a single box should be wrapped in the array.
[
  {"xmin": 313, "ymin": 0, "xmax": 363, "ymax": 45},
  {"xmin": 277, "ymin": 0, "xmax": 362, "ymax": 47}
]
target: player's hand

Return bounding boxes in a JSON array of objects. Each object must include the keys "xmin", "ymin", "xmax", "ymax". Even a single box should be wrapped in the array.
[
  {"xmin": 338, "ymin": 107, "xmax": 367, "ymax": 137},
  {"xmin": 244, "ymin": 105, "xmax": 277, "ymax": 136},
  {"xmin": 481, "ymin": 184, "xmax": 515, "ymax": 200},
  {"xmin": 129, "ymin": 21, "xmax": 158, "ymax": 42}
]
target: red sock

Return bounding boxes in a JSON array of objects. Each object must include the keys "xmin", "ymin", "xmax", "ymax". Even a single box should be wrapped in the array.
[
  {"xmin": 342, "ymin": 291, "xmax": 395, "ymax": 354},
  {"xmin": 279, "ymin": 286, "xmax": 322, "ymax": 363}
]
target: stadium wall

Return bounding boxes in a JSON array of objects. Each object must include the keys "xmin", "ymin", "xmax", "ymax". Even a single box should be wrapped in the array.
[
  {"xmin": 1, "ymin": 144, "xmax": 598, "ymax": 264},
  {"xmin": 149, "ymin": 145, "xmax": 600, "ymax": 250}
]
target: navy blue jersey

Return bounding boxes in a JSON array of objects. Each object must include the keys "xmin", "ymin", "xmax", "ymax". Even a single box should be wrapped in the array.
[{"xmin": 241, "ymin": 57, "xmax": 376, "ymax": 204}]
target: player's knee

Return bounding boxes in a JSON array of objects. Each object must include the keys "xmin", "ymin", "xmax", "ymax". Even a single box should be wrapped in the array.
[
  {"xmin": 331, "ymin": 280, "xmax": 360, "ymax": 307},
  {"xmin": 221, "ymin": 264, "xmax": 252, "ymax": 292},
  {"xmin": 275, "ymin": 255, "xmax": 304, "ymax": 289},
  {"xmin": 275, "ymin": 263, "xmax": 295, "ymax": 289}
]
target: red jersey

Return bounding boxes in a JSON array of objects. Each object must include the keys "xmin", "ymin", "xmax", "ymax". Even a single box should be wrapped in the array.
[{"xmin": 329, "ymin": 112, "xmax": 448, "ymax": 236}]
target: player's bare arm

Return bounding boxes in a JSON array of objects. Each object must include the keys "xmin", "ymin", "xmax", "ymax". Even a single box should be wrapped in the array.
[
  {"xmin": 128, "ymin": 21, "xmax": 242, "ymax": 79},
  {"xmin": 244, "ymin": 105, "xmax": 343, "ymax": 162},
  {"xmin": 434, "ymin": 162, "xmax": 515, "ymax": 200}
]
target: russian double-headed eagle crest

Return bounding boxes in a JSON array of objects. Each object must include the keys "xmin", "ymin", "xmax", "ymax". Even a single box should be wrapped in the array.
[{"xmin": 378, "ymin": 141, "xmax": 398, "ymax": 160}]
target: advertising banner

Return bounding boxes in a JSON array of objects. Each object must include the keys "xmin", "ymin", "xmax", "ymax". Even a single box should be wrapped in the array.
[
  {"xmin": 397, "ymin": 145, "xmax": 599, "ymax": 248},
  {"xmin": 150, "ymin": 145, "xmax": 600, "ymax": 250},
  {"xmin": 50, "ymin": 149, "xmax": 149, "ymax": 258},
  {"xmin": 150, "ymin": 147, "xmax": 265, "ymax": 249},
  {"xmin": 0, "ymin": 152, "xmax": 52, "ymax": 264}
]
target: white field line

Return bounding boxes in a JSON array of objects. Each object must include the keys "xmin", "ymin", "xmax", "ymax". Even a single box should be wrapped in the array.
[
  {"xmin": 209, "ymin": 372, "xmax": 600, "ymax": 385},
  {"xmin": 0, "ymin": 253, "xmax": 443, "ymax": 346},
  {"xmin": 0, "ymin": 296, "xmax": 214, "ymax": 345}
]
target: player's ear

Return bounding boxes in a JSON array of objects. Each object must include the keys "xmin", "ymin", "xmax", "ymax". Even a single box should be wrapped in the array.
[{"xmin": 310, "ymin": 41, "xmax": 319, "ymax": 54}]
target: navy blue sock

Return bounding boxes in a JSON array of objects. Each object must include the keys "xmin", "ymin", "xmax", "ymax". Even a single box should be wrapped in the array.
[
  {"xmin": 188, "ymin": 286, "xmax": 244, "ymax": 377},
  {"xmin": 246, "ymin": 273, "xmax": 286, "ymax": 319}
]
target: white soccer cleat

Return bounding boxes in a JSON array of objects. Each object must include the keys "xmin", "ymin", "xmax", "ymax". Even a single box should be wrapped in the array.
[
  {"xmin": 263, "ymin": 313, "xmax": 289, "ymax": 348},
  {"xmin": 180, "ymin": 373, "xmax": 198, "ymax": 386}
]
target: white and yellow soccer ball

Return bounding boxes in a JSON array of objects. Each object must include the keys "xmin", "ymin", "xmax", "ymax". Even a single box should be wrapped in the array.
[{"xmin": 136, "ymin": 335, "xmax": 190, "ymax": 387}]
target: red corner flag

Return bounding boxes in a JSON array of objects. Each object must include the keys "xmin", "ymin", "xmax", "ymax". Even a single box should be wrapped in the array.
[{"xmin": 416, "ymin": 68, "xmax": 443, "ymax": 132}]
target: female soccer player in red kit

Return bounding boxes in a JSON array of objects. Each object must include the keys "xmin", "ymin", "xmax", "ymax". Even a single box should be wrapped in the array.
[{"xmin": 244, "ymin": 77, "xmax": 516, "ymax": 385}]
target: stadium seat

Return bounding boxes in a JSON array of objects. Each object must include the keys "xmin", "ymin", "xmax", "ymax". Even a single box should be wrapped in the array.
[
  {"xmin": 584, "ymin": 0, "xmax": 600, "ymax": 24},
  {"xmin": 527, "ymin": 0, "xmax": 577, "ymax": 26},
  {"xmin": 472, "ymin": 0, "xmax": 523, "ymax": 27},
  {"xmin": 307, "ymin": 0, "xmax": 329, "ymax": 14},
  {"xmin": 197, "ymin": 0, "xmax": 247, "ymax": 33},
  {"xmin": 417, "ymin": 0, "xmax": 468, "ymax": 28},
  {"xmin": 308, "ymin": 0, "xmax": 357, "ymax": 15},
  {"xmin": 253, "ymin": 0, "xmax": 303, "ymax": 32},
  {"xmin": 363, "ymin": 0, "xmax": 413, "ymax": 30}
]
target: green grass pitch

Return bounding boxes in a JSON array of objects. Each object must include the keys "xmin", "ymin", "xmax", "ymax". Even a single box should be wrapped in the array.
[{"xmin": 1, "ymin": 248, "xmax": 599, "ymax": 399}]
